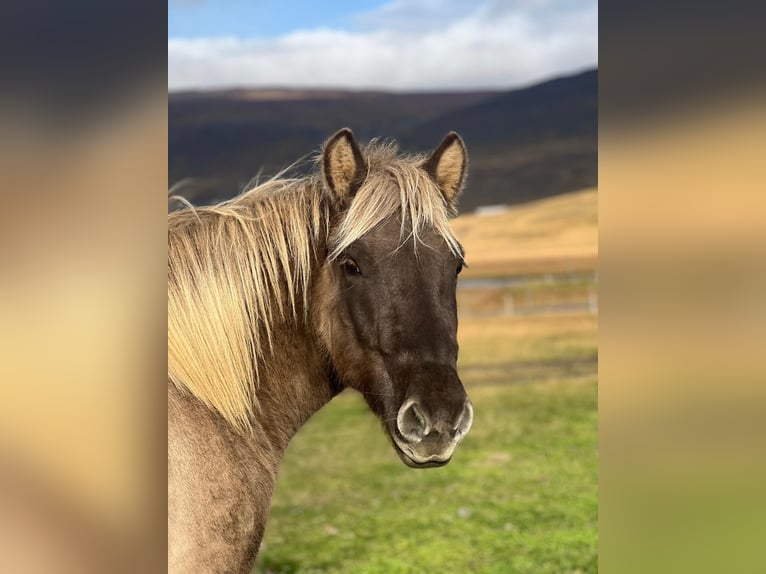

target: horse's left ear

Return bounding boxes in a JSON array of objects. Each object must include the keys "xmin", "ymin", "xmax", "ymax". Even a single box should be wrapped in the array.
[
  {"xmin": 422, "ymin": 132, "xmax": 468, "ymax": 208},
  {"xmin": 322, "ymin": 128, "xmax": 367, "ymax": 206}
]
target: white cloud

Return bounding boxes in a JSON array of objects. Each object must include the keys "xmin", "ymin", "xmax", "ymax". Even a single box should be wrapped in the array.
[{"xmin": 168, "ymin": 0, "xmax": 597, "ymax": 91}]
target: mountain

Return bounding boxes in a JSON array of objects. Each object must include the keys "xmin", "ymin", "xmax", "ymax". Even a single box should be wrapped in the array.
[
  {"xmin": 400, "ymin": 69, "xmax": 597, "ymax": 209},
  {"xmin": 169, "ymin": 89, "xmax": 494, "ymax": 206},
  {"xmin": 169, "ymin": 69, "xmax": 597, "ymax": 211}
]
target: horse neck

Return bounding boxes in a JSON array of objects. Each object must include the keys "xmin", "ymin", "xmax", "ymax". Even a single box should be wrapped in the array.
[
  {"xmin": 248, "ymin": 266, "xmax": 338, "ymax": 458},
  {"xmin": 246, "ymin": 200, "xmax": 338, "ymax": 457}
]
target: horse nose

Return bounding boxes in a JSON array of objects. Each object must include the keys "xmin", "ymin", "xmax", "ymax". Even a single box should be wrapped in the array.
[{"xmin": 396, "ymin": 398, "xmax": 473, "ymax": 443}]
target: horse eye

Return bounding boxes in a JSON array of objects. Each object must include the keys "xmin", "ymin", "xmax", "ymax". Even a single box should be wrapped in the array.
[
  {"xmin": 456, "ymin": 261, "xmax": 464, "ymax": 276},
  {"xmin": 341, "ymin": 257, "xmax": 361, "ymax": 275}
]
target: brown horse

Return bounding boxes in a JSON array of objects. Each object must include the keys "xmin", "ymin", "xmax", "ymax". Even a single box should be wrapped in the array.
[{"xmin": 168, "ymin": 129, "xmax": 474, "ymax": 572}]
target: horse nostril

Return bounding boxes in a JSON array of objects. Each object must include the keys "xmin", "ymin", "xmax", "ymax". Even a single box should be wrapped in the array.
[
  {"xmin": 396, "ymin": 400, "xmax": 430, "ymax": 443},
  {"xmin": 455, "ymin": 400, "xmax": 474, "ymax": 438}
]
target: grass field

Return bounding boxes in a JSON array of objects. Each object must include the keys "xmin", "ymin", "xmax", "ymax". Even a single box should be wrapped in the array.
[{"xmin": 254, "ymin": 314, "xmax": 598, "ymax": 573}]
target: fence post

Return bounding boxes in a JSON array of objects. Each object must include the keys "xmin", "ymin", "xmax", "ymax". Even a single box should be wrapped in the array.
[
  {"xmin": 588, "ymin": 287, "xmax": 598, "ymax": 315},
  {"xmin": 503, "ymin": 292, "xmax": 515, "ymax": 317}
]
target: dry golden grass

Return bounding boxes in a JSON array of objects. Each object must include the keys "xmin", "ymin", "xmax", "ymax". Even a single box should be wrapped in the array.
[
  {"xmin": 457, "ymin": 313, "xmax": 599, "ymax": 367},
  {"xmin": 452, "ymin": 188, "xmax": 598, "ymax": 277}
]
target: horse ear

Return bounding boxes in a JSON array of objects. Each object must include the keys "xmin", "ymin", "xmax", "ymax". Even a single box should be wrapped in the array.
[
  {"xmin": 422, "ymin": 132, "xmax": 467, "ymax": 208},
  {"xmin": 322, "ymin": 128, "xmax": 367, "ymax": 206}
]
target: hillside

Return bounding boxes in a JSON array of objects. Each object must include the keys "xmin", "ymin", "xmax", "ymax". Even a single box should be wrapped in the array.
[
  {"xmin": 403, "ymin": 69, "xmax": 598, "ymax": 208},
  {"xmin": 169, "ymin": 69, "xmax": 597, "ymax": 211},
  {"xmin": 169, "ymin": 90, "xmax": 493, "ymax": 204},
  {"xmin": 452, "ymin": 188, "xmax": 598, "ymax": 277}
]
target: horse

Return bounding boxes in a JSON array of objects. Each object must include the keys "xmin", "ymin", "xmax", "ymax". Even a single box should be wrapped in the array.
[{"xmin": 168, "ymin": 128, "xmax": 474, "ymax": 573}]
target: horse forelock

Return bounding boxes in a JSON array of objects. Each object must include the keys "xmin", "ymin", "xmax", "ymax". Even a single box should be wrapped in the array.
[{"xmin": 329, "ymin": 143, "xmax": 461, "ymax": 261}]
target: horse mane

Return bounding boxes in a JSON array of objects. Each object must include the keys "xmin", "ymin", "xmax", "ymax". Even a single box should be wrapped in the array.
[{"xmin": 167, "ymin": 140, "xmax": 462, "ymax": 432}]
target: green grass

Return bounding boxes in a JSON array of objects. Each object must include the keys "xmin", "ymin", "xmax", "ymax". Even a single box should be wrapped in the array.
[{"xmin": 254, "ymin": 316, "xmax": 598, "ymax": 573}]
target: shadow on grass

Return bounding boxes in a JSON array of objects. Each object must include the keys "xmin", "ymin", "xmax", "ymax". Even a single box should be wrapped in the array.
[{"xmin": 258, "ymin": 555, "xmax": 302, "ymax": 573}]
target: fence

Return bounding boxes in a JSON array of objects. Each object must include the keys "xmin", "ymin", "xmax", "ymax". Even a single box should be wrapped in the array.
[{"xmin": 457, "ymin": 270, "xmax": 598, "ymax": 318}]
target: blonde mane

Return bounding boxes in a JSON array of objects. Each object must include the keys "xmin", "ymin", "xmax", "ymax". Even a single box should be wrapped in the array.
[{"xmin": 168, "ymin": 141, "xmax": 461, "ymax": 432}]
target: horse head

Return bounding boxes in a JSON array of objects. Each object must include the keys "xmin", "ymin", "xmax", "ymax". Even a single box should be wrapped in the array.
[{"xmin": 314, "ymin": 128, "xmax": 473, "ymax": 468}]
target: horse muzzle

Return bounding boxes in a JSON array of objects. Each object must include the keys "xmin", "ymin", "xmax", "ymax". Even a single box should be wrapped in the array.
[{"xmin": 390, "ymin": 396, "xmax": 473, "ymax": 468}]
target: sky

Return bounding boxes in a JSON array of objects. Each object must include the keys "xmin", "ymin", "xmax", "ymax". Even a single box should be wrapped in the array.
[{"xmin": 168, "ymin": 0, "xmax": 597, "ymax": 92}]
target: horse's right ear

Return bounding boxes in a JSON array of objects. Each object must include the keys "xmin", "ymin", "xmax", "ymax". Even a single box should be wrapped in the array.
[{"xmin": 322, "ymin": 128, "xmax": 367, "ymax": 206}]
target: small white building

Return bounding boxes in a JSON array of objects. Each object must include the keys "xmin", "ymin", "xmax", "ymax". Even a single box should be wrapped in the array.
[{"xmin": 474, "ymin": 204, "xmax": 509, "ymax": 216}]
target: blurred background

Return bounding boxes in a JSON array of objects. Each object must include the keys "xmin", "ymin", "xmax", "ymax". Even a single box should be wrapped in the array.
[
  {"xmin": 2, "ymin": 1, "xmax": 764, "ymax": 572},
  {"xmin": 169, "ymin": 1, "xmax": 598, "ymax": 572}
]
